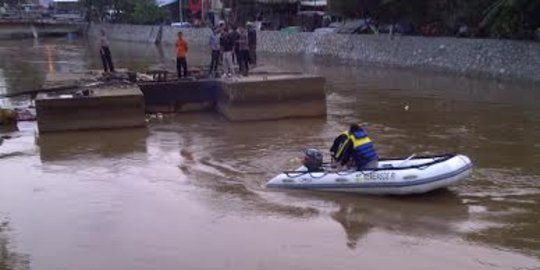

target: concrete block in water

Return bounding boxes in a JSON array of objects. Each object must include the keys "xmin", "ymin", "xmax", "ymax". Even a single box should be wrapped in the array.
[
  {"xmin": 217, "ymin": 75, "xmax": 326, "ymax": 121},
  {"xmin": 35, "ymin": 85, "xmax": 145, "ymax": 133},
  {"xmin": 138, "ymin": 79, "xmax": 219, "ymax": 113}
]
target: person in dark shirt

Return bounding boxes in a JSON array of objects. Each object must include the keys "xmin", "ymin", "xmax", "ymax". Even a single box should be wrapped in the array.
[
  {"xmin": 228, "ymin": 26, "xmax": 240, "ymax": 65},
  {"xmin": 220, "ymin": 28, "xmax": 235, "ymax": 77},
  {"xmin": 208, "ymin": 27, "xmax": 221, "ymax": 76},
  {"xmin": 237, "ymin": 25, "xmax": 250, "ymax": 76},
  {"xmin": 247, "ymin": 23, "xmax": 257, "ymax": 65}
]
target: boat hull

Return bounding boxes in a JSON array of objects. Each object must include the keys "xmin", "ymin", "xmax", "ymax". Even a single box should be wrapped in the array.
[{"xmin": 266, "ymin": 154, "xmax": 473, "ymax": 195}]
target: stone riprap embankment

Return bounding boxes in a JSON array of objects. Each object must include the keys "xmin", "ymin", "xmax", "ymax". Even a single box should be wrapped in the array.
[{"xmin": 90, "ymin": 23, "xmax": 540, "ymax": 82}]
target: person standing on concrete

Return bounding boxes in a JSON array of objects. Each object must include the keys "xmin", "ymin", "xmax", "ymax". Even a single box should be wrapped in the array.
[
  {"xmin": 175, "ymin": 31, "xmax": 189, "ymax": 78},
  {"xmin": 247, "ymin": 23, "xmax": 257, "ymax": 65},
  {"xmin": 99, "ymin": 30, "xmax": 115, "ymax": 73},
  {"xmin": 237, "ymin": 26, "xmax": 250, "ymax": 76},
  {"xmin": 220, "ymin": 28, "xmax": 235, "ymax": 78},
  {"xmin": 208, "ymin": 28, "xmax": 221, "ymax": 77},
  {"xmin": 228, "ymin": 26, "xmax": 240, "ymax": 65}
]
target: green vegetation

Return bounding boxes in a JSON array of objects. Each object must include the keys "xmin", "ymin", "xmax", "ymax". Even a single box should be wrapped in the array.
[
  {"xmin": 80, "ymin": 0, "xmax": 170, "ymax": 25},
  {"xmin": 480, "ymin": 0, "xmax": 540, "ymax": 39},
  {"xmin": 78, "ymin": 0, "xmax": 540, "ymax": 39},
  {"xmin": 0, "ymin": 1, "xmax": 18, "ymax": 7},
  {"xmin": 328, "ymin": 0, "xmax": 378, "ymax": 18},
  {"xmin": 130, "ymin": 0, "xmax": 170, "ymax": 25},
  {"xmin": 328, "ymin": 0, "xmax": 540, "ymax": 39}
]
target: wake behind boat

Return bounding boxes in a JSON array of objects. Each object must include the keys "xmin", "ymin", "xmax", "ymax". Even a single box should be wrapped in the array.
[{"xmin": 266, "ymin": 154, "xmax": 473, "ymax": 195}]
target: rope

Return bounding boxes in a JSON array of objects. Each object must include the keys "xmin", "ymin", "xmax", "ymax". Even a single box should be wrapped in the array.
[{"xmin": 281, "ymin": 154, "xmax": 456, "ymax": 180}]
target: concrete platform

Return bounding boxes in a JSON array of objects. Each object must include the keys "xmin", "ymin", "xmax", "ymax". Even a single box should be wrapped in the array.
[
  {"xmin": 35, "ymin": 84, "xmax": 145, "ymax": 133},
  {"xmin": 43, "ymin": 69, "xmax": 131, "ymax": 89},
  {"xmin": 137, "ymin": 79, "xmax": 219, "ymax": 113},
  {"xmin": 216, "ymin": 75, "xmax": 326, "ymax": 121}
]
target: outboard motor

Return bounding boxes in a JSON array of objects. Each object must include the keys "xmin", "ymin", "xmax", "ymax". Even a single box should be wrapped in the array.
[{"xmin": 303, "ymin": 148, "xmax": 323, "ymax": 172}]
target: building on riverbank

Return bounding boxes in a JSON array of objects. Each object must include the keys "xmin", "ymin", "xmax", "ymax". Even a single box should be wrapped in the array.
[{"xmin": 49, "ymin": 0, "xmax": 83, "ymax": 22}]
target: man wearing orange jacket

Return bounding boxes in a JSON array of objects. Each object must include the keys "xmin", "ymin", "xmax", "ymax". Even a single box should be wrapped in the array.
[{"xmin": 176, "ymin": 31, "xmax": 188, "ymax": 78}]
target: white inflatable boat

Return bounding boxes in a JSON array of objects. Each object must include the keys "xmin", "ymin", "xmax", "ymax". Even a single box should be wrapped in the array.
[{"xmin": 266, "ymin": 154, "xmax": 473, "ymax": 195}]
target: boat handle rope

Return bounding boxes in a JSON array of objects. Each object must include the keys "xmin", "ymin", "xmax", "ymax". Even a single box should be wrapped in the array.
[
  {"xmin": 284, "ymin": 172, "xmax": 307, "ymax": 178},
  {"xmin": 283, "ymin": 154, "xmax": 454, "ymax": 177},
  {"xmin": 284, "ymin": 171, "xmax": 329, "ymax": 178},
  {"xmin": 308, "ymin": 172, "xmax": 328, "ymax": 178},
  {"xmin": 336, "ymin": 170, "xmax": 358, "ymax": 176}
]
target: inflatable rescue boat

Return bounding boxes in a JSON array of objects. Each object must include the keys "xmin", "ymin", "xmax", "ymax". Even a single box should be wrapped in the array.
[{"xmin": 266, "ymin": 154, "xmax": 473, "ymax": 195}]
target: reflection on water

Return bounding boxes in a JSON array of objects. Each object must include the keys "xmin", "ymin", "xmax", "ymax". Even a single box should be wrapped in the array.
[
  {"xmin": 0, "ymin": 219, "xmax": 30, "ymax": 270},
  {"xmin": 328, "ymin": 190, "xmax": 468, "ymax": 249},
  {"xmin": 0, "ymin": 37, "xmax": 540, "ymax": 269},
  {"xmin": 37, "ymin": 128, "xmax": 148, "ymax": 162}
]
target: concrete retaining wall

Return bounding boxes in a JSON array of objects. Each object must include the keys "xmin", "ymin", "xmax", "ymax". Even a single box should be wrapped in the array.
[
  {"xmin": 136, "ymin": 74, "xmax": 327, "ymax": 121},
  {"xmin": 218, "ymin": 75, "xmax": 326, "ymax": 104},
  {"xmin": 0, "ymin": 22, "xmax": 83, "ymax": 39},
  {"xmin": 36, "ymin": 85, "xmax": 146, "ymax": 133},
  {"xmin": 91, "ymin": 23, "xmax": 540, "ymax": 82},
  {"xmin": 89, "ymin": 23, "xmax": 161, "ymax": 43},
  {"xmin": 217, "ymin": 75, "xmax": 326, "ymax": 121},
  {"xmin": 138, "ymin": 79, "xmax": 219, "ymax": 113}
]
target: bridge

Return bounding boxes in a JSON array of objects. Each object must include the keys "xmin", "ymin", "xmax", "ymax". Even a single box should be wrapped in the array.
[{"xmin": 0, "ymin": 19, "xmax": 85, "ymax": 39}]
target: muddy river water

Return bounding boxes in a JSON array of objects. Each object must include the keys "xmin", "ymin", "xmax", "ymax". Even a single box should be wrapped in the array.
[{"xmin": 1, "ymin": 36, "xmax": 540, "ymax": 270}]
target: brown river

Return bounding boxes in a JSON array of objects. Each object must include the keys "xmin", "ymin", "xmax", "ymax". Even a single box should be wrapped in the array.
[{"xmin": 0, "ymin": 36, "xmax": 539, "ymax": 270}]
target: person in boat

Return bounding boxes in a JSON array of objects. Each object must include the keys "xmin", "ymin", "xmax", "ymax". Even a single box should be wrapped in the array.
[
  {"xmin": 330, "ymin": 129, "xmax": 350, "ymax": 164},
  {"xmin": 332, "ymin": 124, "xmax": 379, "ymax": 170}
]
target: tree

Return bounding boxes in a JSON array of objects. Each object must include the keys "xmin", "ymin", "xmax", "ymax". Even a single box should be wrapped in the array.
[
  {"xmin": 377, "ymin": 0, "xmax": 427, "ymax": 24},
  {"xmin": 79, "ymin": 0, "xmax": 113, "ymax": 22},
  {"xmin": 0, "ymin": 0, "xmax": 18, "ymax": 8},
  {"xmin": 329, "ymin": 0, "xmax": 380, "ymax": 18},
  {"xmin": 79, "ymin": 0, "xmax": 169, "ymax": 24},
  {"xmin": 129, "ymin": 0, "xmax": 169, "ymax": 25},
  {"xmin": 481, "ymin": 0, "xmax": 540, "ymax": 39}
]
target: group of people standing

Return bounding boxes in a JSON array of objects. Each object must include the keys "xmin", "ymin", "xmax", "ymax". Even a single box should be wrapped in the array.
[
  {"xmin": 98, "ymin": 25, "xmax": 257, "ymax": 80},
  {"xmin": 208, "ymin": 22, "xmax": 257, "ymax": 77}
]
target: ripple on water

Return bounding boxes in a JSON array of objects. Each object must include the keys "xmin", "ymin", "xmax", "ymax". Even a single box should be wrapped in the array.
[
  {"xmin": 455, "ymin": 167, "xmax": 540, "ymax": 256},
  {"xmin": 458, "ymin": 168, "xmax": 540, "ymax": 198},
  {"xmin": 1, "ymin": 39, "xmax": 540, "ymax": 268}
]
